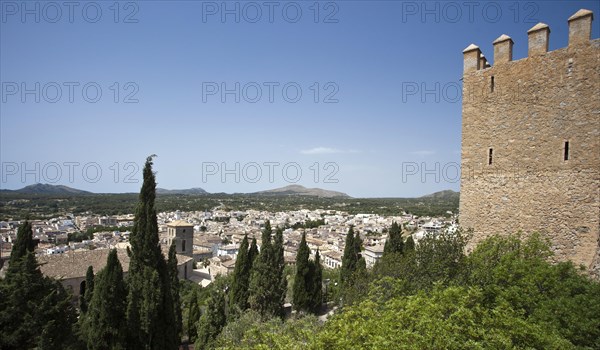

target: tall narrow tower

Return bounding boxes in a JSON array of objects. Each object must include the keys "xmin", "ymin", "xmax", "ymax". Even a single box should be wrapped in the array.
[
  {"xmin": 459, "ymin": 9, "xmax": 600, "ymax": 275},
  {"xmin": 167, "ymin": 220, "xmax": 194, "ymax": 257}
]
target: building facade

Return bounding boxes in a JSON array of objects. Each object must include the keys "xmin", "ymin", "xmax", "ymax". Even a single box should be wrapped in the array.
[
  {"xmin": 459, "ymin": 9, "xmax": 600, "ymax": 275},
  {"xmin": 167, "ymin": 220, "xmax": 194, "ymax": 257}
]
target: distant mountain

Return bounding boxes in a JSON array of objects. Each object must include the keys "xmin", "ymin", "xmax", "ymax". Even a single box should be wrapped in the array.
[
  {"xmin": 1, "ymin": 183, "xmax": 91, "ymax": 195},
  {"xmin": 156, "ymin": 187, "xmax": 208, "ymax": 195},
  {"xmin": 420, "ymin": 190, "xmax": 459, "ymax": 200},
  {"xmin": 253, "ymin": 185, "xmax": 350, "ymax": 198}
]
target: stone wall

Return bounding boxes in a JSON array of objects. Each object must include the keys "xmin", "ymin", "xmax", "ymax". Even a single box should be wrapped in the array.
[{"xmin": 459, "ymin": 11, "xmax": 600, "ymax": 275}]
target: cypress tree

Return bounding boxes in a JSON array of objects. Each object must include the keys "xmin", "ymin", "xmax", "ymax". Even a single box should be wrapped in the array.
[
  {"xmin": 0, "ymin": 221, "xmax": 77, "ymax": 349},
  {"xmin": 405, "ymin": 235, "xmax": 416, "ymax": 252},
  {"xmin": 230, "ymin": 235, "xmax": 251, "ymax": 311},
  {"xmin": 168, "ymin": 243, "xmax": 183, "ymax": 341},
  {"xmin": 383, "ymin": 222, "xmax": 404, "ymax": 255},
  {"xmin": 79, "ymin": 266, "xmax": 94, "ymax": 313},
  {"xmin": 187, "ymin": 288, "xmax": 200, "ymax": 344},
  {"xmin": 310, "ymin": 250, "xmax": 323, "ymax": 313},
  {"xmin": 341, "ymin": 226, "xmax": 357, "ymax": 286},
  {"xmin": 248, "ymin": 237, "xmax": 259, "ymax": 265},
  {"xmin": 293, "ymin": 232, "xmax": 311, "ymax": 312},
  {"xmin": 248, "ymin": 220, "xmax": 284, "ymax": 318},
  {"xmin": 8, "ymin": 220, "xmax": 35, "ymax": 266},
  {"xmin": 196, "ymin": 282, "xmax": 227, "ymax": 350},
  {"xmin": 273, "ymin": 227, "xmax": 287, "ymax": 318},
  {"xmin": 83, "ymin": 249, "xmax": 127, "ymax": 350},
  {"xmin": 126, "ymin": 155, "xmax": 179, "ymax": 350}
]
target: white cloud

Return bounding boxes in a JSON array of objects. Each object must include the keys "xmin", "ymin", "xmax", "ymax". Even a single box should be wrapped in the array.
[
  {"xmin": 410, "ymin": 150, "xmax": 436, "ymax": 156},
  {"xmin": 300, "ymin": 147, "xmax": 345, "ymax": 155}
]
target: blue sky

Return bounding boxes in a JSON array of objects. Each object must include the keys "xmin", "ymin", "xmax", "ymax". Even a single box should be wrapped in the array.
[{"xmin": 1, "ymin": 0, "xmax": 599, "ymax": 197}]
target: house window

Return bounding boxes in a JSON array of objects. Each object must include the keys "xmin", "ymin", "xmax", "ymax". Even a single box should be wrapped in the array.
[
  {"xmin": 488, "ymin": 148, "xmax": 493, "ymax": 165},
  {"xmin": 182, "ymin": 239, "xmax": 186, "ymax": 252},
  {"xmin": 564, "ymin": 141, "xmax": 570, "ymax": 161},
  {"xmin": 491, "ymin": 76, "xmax": 495, "ymax": 92}
]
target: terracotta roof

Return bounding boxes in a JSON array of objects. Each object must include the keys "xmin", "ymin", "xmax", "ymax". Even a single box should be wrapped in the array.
[
  {"xmin": 167, "ymin": 220, "xmax": 194, "ymax": 227},
  {"xmin": 38, "ymin": 248, "xmax": 192, "ymax": 280}
]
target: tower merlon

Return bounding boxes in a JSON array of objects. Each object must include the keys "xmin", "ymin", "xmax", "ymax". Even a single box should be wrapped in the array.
[
  {"xmin": 493, "ymin": 34, "xmax": 513, "ymax": 64},
  {"xmin": 463, "ymin": 44, "xmax": 481, "ymax": 73},
  {"xmin": 527, "ymin": 23, "xmax": 550, "ymax": 57},
  {"xmin": 479, "ymin": 53, "xmax": 489, "ymax": 70},
  {"xmin": 568, "ymin": 9, "xmax": 594, "ymax": 46}
]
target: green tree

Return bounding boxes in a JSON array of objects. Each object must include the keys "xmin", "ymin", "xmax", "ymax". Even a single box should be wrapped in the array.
[
  {"xmin": 187, "ymin": 288, "xmax": 201, "ymax": 343},
  {"xmin": 383, "ymin": 221, "xmax": 403, "ymax": 255},
  {"xmin": 272, "ymin": 227, "xmax": 287, "ymax": 318},
  {"xmin": 316, "ymin": 286, "xmax": 573, "ymax": 350},
  {"xmin": 309, "ymin": 250, "xmax": 323, "ymax": 313},
  {"xmin": 197, "ymin": 280, "xmax": 228, "ymax": 350},
  {"xmin": 466, "ymin": 233, "xmax": 600, "ymax": 349},
  {"xmin": 82, "ymin": 249, "xmax": 128, "ymax": 350},
  {"xmin": 0, "ymin": 221, "xmax": 78, "ymax": 350},
  {"xmin": 8, "ymin": 220, "xmax": 35, "ymax": 266},
  {"xmin": 248, "ymin": 221, "xmax": 285, "ymax": 318},
  {"xmin": 248, "ymin": 237, "xmax": 259, "ymax": 265},
  {"xmin": 293, "ymin": 232, "xmax": 312, "ymax": 312},
  {"xmin": 404, "ymin": 235, "xmax": 415, "ymax": 252},
  {"xmin": 230, "ymin": 235, "xmax": 251, "ymax": 312},
  {"xmin": 79, "ymin": 265, "xmax": 94, "ymax": 313},
  {"xmin": 168, "ymin": 242, "xmax": 183, "ymax": 341},
  {"xmin": 126, "ymin": 155, "xmax": 179, "ymax": 349},
  {"xmin": 341, "ymin": 227, "xmax": 362, "ymax": 291},
  {"xmin": 214, "ymin": 310, "xmax": 322, "ymax": 349}
]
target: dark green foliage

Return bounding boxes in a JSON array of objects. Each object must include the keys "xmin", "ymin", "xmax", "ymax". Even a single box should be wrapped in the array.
[
  {"xmin": 404, "ymin": 235, "xmax": 415, "ymax": 252},
  {"xmin": 293, "ymin": 234, "xmax": 324, "ymax": 314},
  {"xmin": 466, "ymin": 233, "xmax": 600, "ymax": 349},
  {"xmin": 214, "ymin": 310, "xmax": 322, "ymax": 349},
  {"xmin": 0, "ymin": 191, "xmax": 458, "ymax": 221},
  {"xmin": 293, "ymin": 232, "xmax": 312, "ymax": 312},
  {"xmin": 383, "ymin": 221, "xmax": 403, "ymax": 255},
  {"xmin": 79, "ymin": 265, "xmax": 94, "ymax": 313},
  {"xmin": 309, "ymin": 250, "xmax": 323, "ymax": 312},
  {"xmin": 8, "ymin": 220, "xmax": 35, "ymax": 266},
  {"xmin": 187, "ymin": 288, "xmax": 201, "ymax": 343},
  {"xmin": 0, "ymin": 222, "xmax": 78, "ymax": 350},
  {"xmin": 126, "ymin": 155, "xmax": 180, "ymax": 349},
  {"xmin": 168, "ymin": 243, "xmax": 183, "ymax": 340},
  {"xmin": 412, "ymin": 230, "xmax": 469, "ymax": 289},
  {"xmin": 248, "ymin": 221, "xmax": 286, "ymax": 319},
  {"xmin": 272, "ymin": 227, "xmax": 287, "ymax": 318},
  {"xmin": 230, "ymin": 235, "xmax": 251, "ymax": 312},
  {"xmin": 317, "ymin": 286, "xmax": 573, "ymax": 349},
  {"xmin": 196, "ymin": 279, "xmax": 228, "ymax": 350},
  {"xmin": 81, "ymin": 249, "xmax": 128, "ymax": 349},
  {"xmin": 290, "ymin": 218, "xmax": 326, "ymax": 229},
  {"xmin": 340, "ymin": 227, "xmax": 362, "ymax": 287},
  {"xmin": 248, "ymin": 237, "xmax": 258, "ymax": 264}
]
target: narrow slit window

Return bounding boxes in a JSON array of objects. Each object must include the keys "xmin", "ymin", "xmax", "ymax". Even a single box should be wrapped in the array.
[
  {"xmin": 488, "ymin": 148, "xmax": 493, "ymax": 165},
  {"xmin": 491, "ymin": 76, "xmax": 495, "ymax": 92},
  {"xmin": 564, "ymin": 141, "xmax": 570, "ymax": 161}
]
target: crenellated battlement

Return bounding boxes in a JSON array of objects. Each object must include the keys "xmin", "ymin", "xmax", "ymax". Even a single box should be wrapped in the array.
[
  {"xmin": 463, "ymin": 9, "xmax": 594, "ymax": 73},
  {"xmin": 459, "ymin": 8, "xmax": 600, "ymax": 276}
]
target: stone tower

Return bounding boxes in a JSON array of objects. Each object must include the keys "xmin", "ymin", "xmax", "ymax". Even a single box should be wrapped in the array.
[
  {"xmin": 459, "ymin": 9, "xmax": 600, "ymax": 275},
  {"xmin": 167, "ymin": 220, "xmax": 194, "ymax": 257}
]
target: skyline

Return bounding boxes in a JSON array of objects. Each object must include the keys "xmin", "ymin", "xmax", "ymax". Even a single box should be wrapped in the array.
[{"xmin": 2, "ymin": 0, "xmax": 599, "ymax": 197}]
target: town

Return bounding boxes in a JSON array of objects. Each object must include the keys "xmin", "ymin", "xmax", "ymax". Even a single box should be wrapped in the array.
[{"xmin": 0, "ymin": 207, "xmax": 457, "ymax": 294}]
